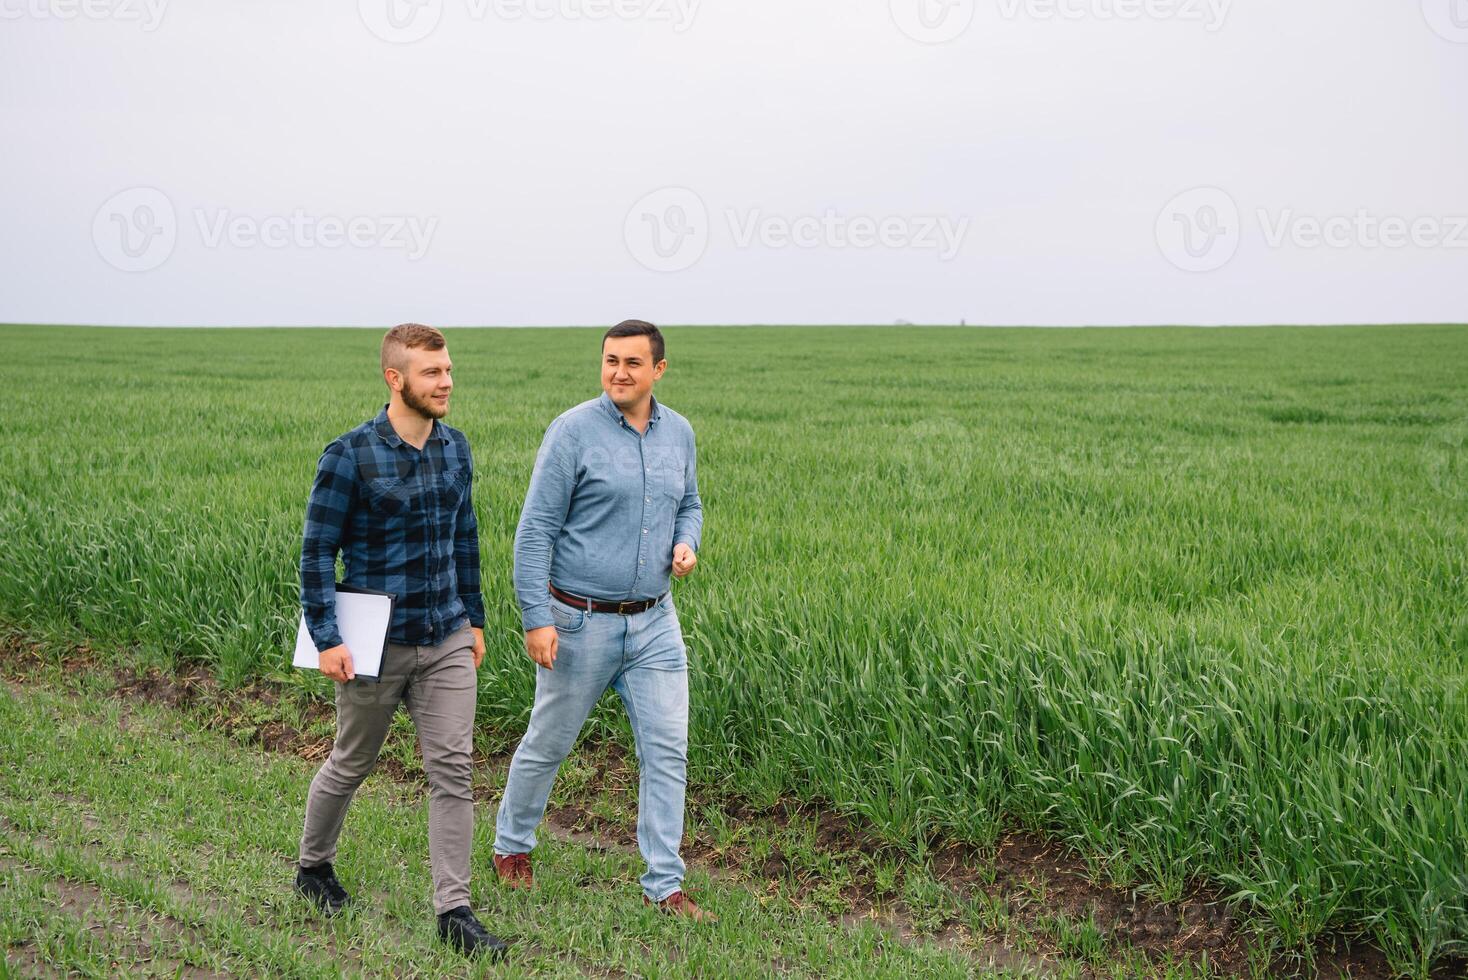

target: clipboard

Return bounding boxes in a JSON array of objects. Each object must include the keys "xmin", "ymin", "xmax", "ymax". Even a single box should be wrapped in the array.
[{"xmin": 293, "ymin": 584, "xmax": 396, "ymax": 682}]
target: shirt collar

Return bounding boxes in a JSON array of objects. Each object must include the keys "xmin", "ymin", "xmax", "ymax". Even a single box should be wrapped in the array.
[
  {"xmin": 598, "ymin": 391, "xmax": 664, "ymax": 428},
  {"xmin": 373, "ymin": 404, "xmax": 450, "ymax": 448}
]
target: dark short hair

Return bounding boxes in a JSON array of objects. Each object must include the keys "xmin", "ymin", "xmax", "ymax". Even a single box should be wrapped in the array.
[
  {"xmin": 602, "ymin": 319, "xmax": 664, "ymax": 363},
  {"xmin": 381, "ymin": 322, "xmax": 445, "ymax": 374}
]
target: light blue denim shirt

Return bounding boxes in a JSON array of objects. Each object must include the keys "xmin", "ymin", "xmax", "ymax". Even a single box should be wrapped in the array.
[{"xmin": 514, "ymin": 392, "xmax": 703, "ymax": 631}]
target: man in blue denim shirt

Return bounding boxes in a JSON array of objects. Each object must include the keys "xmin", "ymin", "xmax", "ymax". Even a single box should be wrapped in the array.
[
  {"xmin": 295, "ymin": 324, "xmax": 505, "ymax": 959},
  {"xmin": 493, "ymin": 320, "xmax": 712, "ymax": 921}
]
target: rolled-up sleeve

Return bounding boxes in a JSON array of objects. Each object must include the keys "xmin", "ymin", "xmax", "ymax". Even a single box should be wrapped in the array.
[
  {"xmin": 300, "ymin": 440, "xmax": 357, "ymax": 651},
  {"xmin": 673, "ymin": 432, "xmax": 703, "ymax": 554},
  {"xmin": 513, "ymin": 420, "xmax": 578, "ymax": 631}
]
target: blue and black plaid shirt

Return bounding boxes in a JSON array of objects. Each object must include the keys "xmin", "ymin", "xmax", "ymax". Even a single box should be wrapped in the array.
[{"xmin": 300, "ymin": 405, "xmax": 484, "ymax": 651}]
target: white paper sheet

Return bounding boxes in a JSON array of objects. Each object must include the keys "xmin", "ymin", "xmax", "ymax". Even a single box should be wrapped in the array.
[{"xmin": 293, "ymin": 588, "xmax": 394, "ymax": 681}]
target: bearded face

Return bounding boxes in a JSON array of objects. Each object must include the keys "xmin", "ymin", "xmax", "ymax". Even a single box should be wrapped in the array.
[
  {"xmin": 399, "ymin": 369, "xmax": 450, "ymax": 419},
  {"xmin": 390, "ymin": 345, "xmax": 453, "ymax": 420}
]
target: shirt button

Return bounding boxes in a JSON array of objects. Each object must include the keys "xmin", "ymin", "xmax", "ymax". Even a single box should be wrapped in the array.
[
  {"xmin": 642, "ymin": 528, "xmax": 648, "ymax": 534},
  {"xmin": 639, "ymin": 560, "xmax": 645, "ymax": 565},
  {"xmin": 645, "ymin": 496, "xmax": 651, "ymax": 503}
]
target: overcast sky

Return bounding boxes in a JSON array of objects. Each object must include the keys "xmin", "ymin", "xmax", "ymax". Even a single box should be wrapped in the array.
[{"xmin": 3, "ymin": 0, "xmax": 1466, "ymax": 326}]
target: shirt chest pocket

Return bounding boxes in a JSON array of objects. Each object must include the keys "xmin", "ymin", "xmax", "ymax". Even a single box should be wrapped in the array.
[
  {"xmin": 440, "ymin": 466, "xmax": 469, "ymax": 511},
  {"xmin": 654, "ymin": 450, "xmax": 685, "ymax": 501},
  {"xmin": 365, "ymin": 465, "xmax": 466, "ymax": 517},
  {"xmin": 365, "ymin": 476, "xmax": 416, "ymax": 516}
]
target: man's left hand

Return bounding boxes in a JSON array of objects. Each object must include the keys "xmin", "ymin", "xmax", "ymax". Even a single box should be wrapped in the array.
[
  {"xmin": 672, "ymin": 543, "xmax": 697, "ymax": 578},
  {"xmin": 471, "ymin": 626, "xmax": 486, "ymax": 668}
]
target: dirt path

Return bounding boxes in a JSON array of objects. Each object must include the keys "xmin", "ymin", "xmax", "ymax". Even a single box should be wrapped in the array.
[{"xmin": 4, "ymin": 633, "xmax": 1451, "ymax": 979}]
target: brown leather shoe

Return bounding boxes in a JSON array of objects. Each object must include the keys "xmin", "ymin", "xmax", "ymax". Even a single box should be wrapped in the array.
[
  {"xmin": 644, "ymin": 890, "xmax": 717, "ymax": 923},
  {"xmin": 493, "ymin": 852, "xmax": 533, "ymax": 890}
]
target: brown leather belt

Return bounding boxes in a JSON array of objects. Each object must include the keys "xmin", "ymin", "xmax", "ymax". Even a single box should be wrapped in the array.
[{"xmin": 549, "ymin": 583, "xmax": 665, "ymax": 615}]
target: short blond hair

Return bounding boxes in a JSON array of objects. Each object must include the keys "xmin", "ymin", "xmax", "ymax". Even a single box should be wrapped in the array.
[{"xmin": 381, "ymin": 323, "xmax": 446, "ymax": 377}]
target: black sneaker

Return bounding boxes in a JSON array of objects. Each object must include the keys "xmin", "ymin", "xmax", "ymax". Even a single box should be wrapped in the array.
[
  {"xmin": 437, "ymin": 906, "xmax": 508, "ymax": 959},
  {"xmin": 295, "ymin": 861, "xmax": 352, "ymax": 916}
]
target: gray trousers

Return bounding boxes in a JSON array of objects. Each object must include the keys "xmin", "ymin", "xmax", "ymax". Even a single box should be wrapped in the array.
[{"xmin": 298, "ymin": 623, "xmax": 477, "ymax": 914}]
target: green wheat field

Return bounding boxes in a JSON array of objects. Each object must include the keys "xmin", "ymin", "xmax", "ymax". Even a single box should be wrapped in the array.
[{"xmin": 1, "ymin": 323, "xmax": 1465, "ymax": 975}]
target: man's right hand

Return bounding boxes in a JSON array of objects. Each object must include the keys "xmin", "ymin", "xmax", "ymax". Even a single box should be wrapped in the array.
[
  {"xmin": 524, "ymin": 626, "xmax": 558, "ymax": 670},
  {"xmin": 319, "ymin": 643, "xmax": 355, "ymax": 682}
]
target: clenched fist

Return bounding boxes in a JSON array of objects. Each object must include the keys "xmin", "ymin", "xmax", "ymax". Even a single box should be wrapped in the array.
[{"xmin": 672, "ymin": 543, "xmax": 697, "ymax": 578}]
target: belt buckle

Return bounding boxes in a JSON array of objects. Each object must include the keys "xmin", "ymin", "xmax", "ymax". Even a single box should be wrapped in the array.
[{"xmin": 617, "ymin": 600, "xmax": 630, "ymax": 615}]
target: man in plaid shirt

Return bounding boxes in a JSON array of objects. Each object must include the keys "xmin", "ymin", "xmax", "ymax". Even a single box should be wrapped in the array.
[{"xmin": 294, "ymin": 324, "xmax": 505, "ymax": 959}]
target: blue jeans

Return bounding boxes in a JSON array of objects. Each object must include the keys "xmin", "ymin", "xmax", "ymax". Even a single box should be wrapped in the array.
[{"xmin": 494, "ymin": 592, "xmax": 690, "ymax": 901}]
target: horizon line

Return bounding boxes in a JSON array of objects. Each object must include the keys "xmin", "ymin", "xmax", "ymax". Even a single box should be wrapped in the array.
[{"xmin": 3, "ymin": 322, "xmax": 1466, "ymax": 331}]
